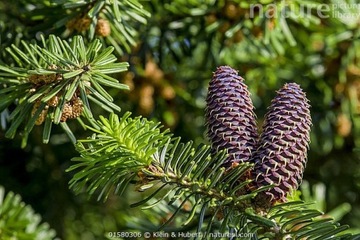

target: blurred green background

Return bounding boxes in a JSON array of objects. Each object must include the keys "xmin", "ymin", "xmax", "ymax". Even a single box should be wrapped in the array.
[{"xmin": 1, "ymin": 0, "xmax": 360, "ymax": 239}]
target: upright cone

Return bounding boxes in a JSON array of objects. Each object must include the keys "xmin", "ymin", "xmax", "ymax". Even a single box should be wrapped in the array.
[
  {"xmin": 205, "ymin": 66, "xmax": 258, "ymax": 167},
  {"xmin": 253, "ymin": 83, "xmax": 311, "ymax": 203}
]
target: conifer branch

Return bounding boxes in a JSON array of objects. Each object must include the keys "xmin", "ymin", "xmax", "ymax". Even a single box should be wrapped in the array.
[
  {"xmin": 67, "ymin": 112, "xmax": 357, "ymax": 239},
  {"xmin": 0, "ymin": 35, "xmax": 129, "ymax": 147}
]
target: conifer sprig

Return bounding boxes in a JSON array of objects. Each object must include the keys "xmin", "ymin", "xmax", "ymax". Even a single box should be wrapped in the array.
[
  {"xmin": 67, "ymin": 112, "xmax": 172, "ymax": 201},
  {"xmin": 0, "ymin": 35, "xmax": 129, "ymax": 147}
]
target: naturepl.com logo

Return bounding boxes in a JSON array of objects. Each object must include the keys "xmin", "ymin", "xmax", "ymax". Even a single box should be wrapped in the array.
[{"xmin": 248, "ymin": 1, "xmax": 360, "ymax": 24}]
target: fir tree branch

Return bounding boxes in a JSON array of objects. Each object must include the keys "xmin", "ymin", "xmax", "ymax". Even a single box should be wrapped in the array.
[
  {"xmin": 67, "ymin": 112, "xmax": 358, "ymax": 239},
  {"xmin": 0, "ymin": 34, "xmax": 129, "ymax": 147}
]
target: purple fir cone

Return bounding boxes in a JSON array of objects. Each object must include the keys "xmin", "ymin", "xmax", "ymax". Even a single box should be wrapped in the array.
[
  {"xmin": 253, "ymin": 83, "xmax": 311, "ymax": 203},
  {"xmin": 205, "ymin": 66, "xmax": 258, "ymax": 167}
]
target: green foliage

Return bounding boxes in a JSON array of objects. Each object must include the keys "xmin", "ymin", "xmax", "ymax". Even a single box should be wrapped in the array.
[
  {"xmin": 1, "ymin": 0, "xmax": 360, "ymax": 239},
  {"xmin": 67, "ymin": 112, "xmax": 172, "ymax": 201},
  {"xmin": 301, "ymin": 181, "xmax": 346, "ymax": 219},
  {"xmin": 27, "ymin": 0, "xmax": 150, "ymax": 55},
  {"xmin": 0, "ymin": 186, "xmax": 56, "ymax": 240},
  {"xmin": 67, "ymin": 113, "xmax": 359, "ymax": 239},
  {"xmin": 0, "ymin": 35, "xmax": 129, "ymax": 147}
]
